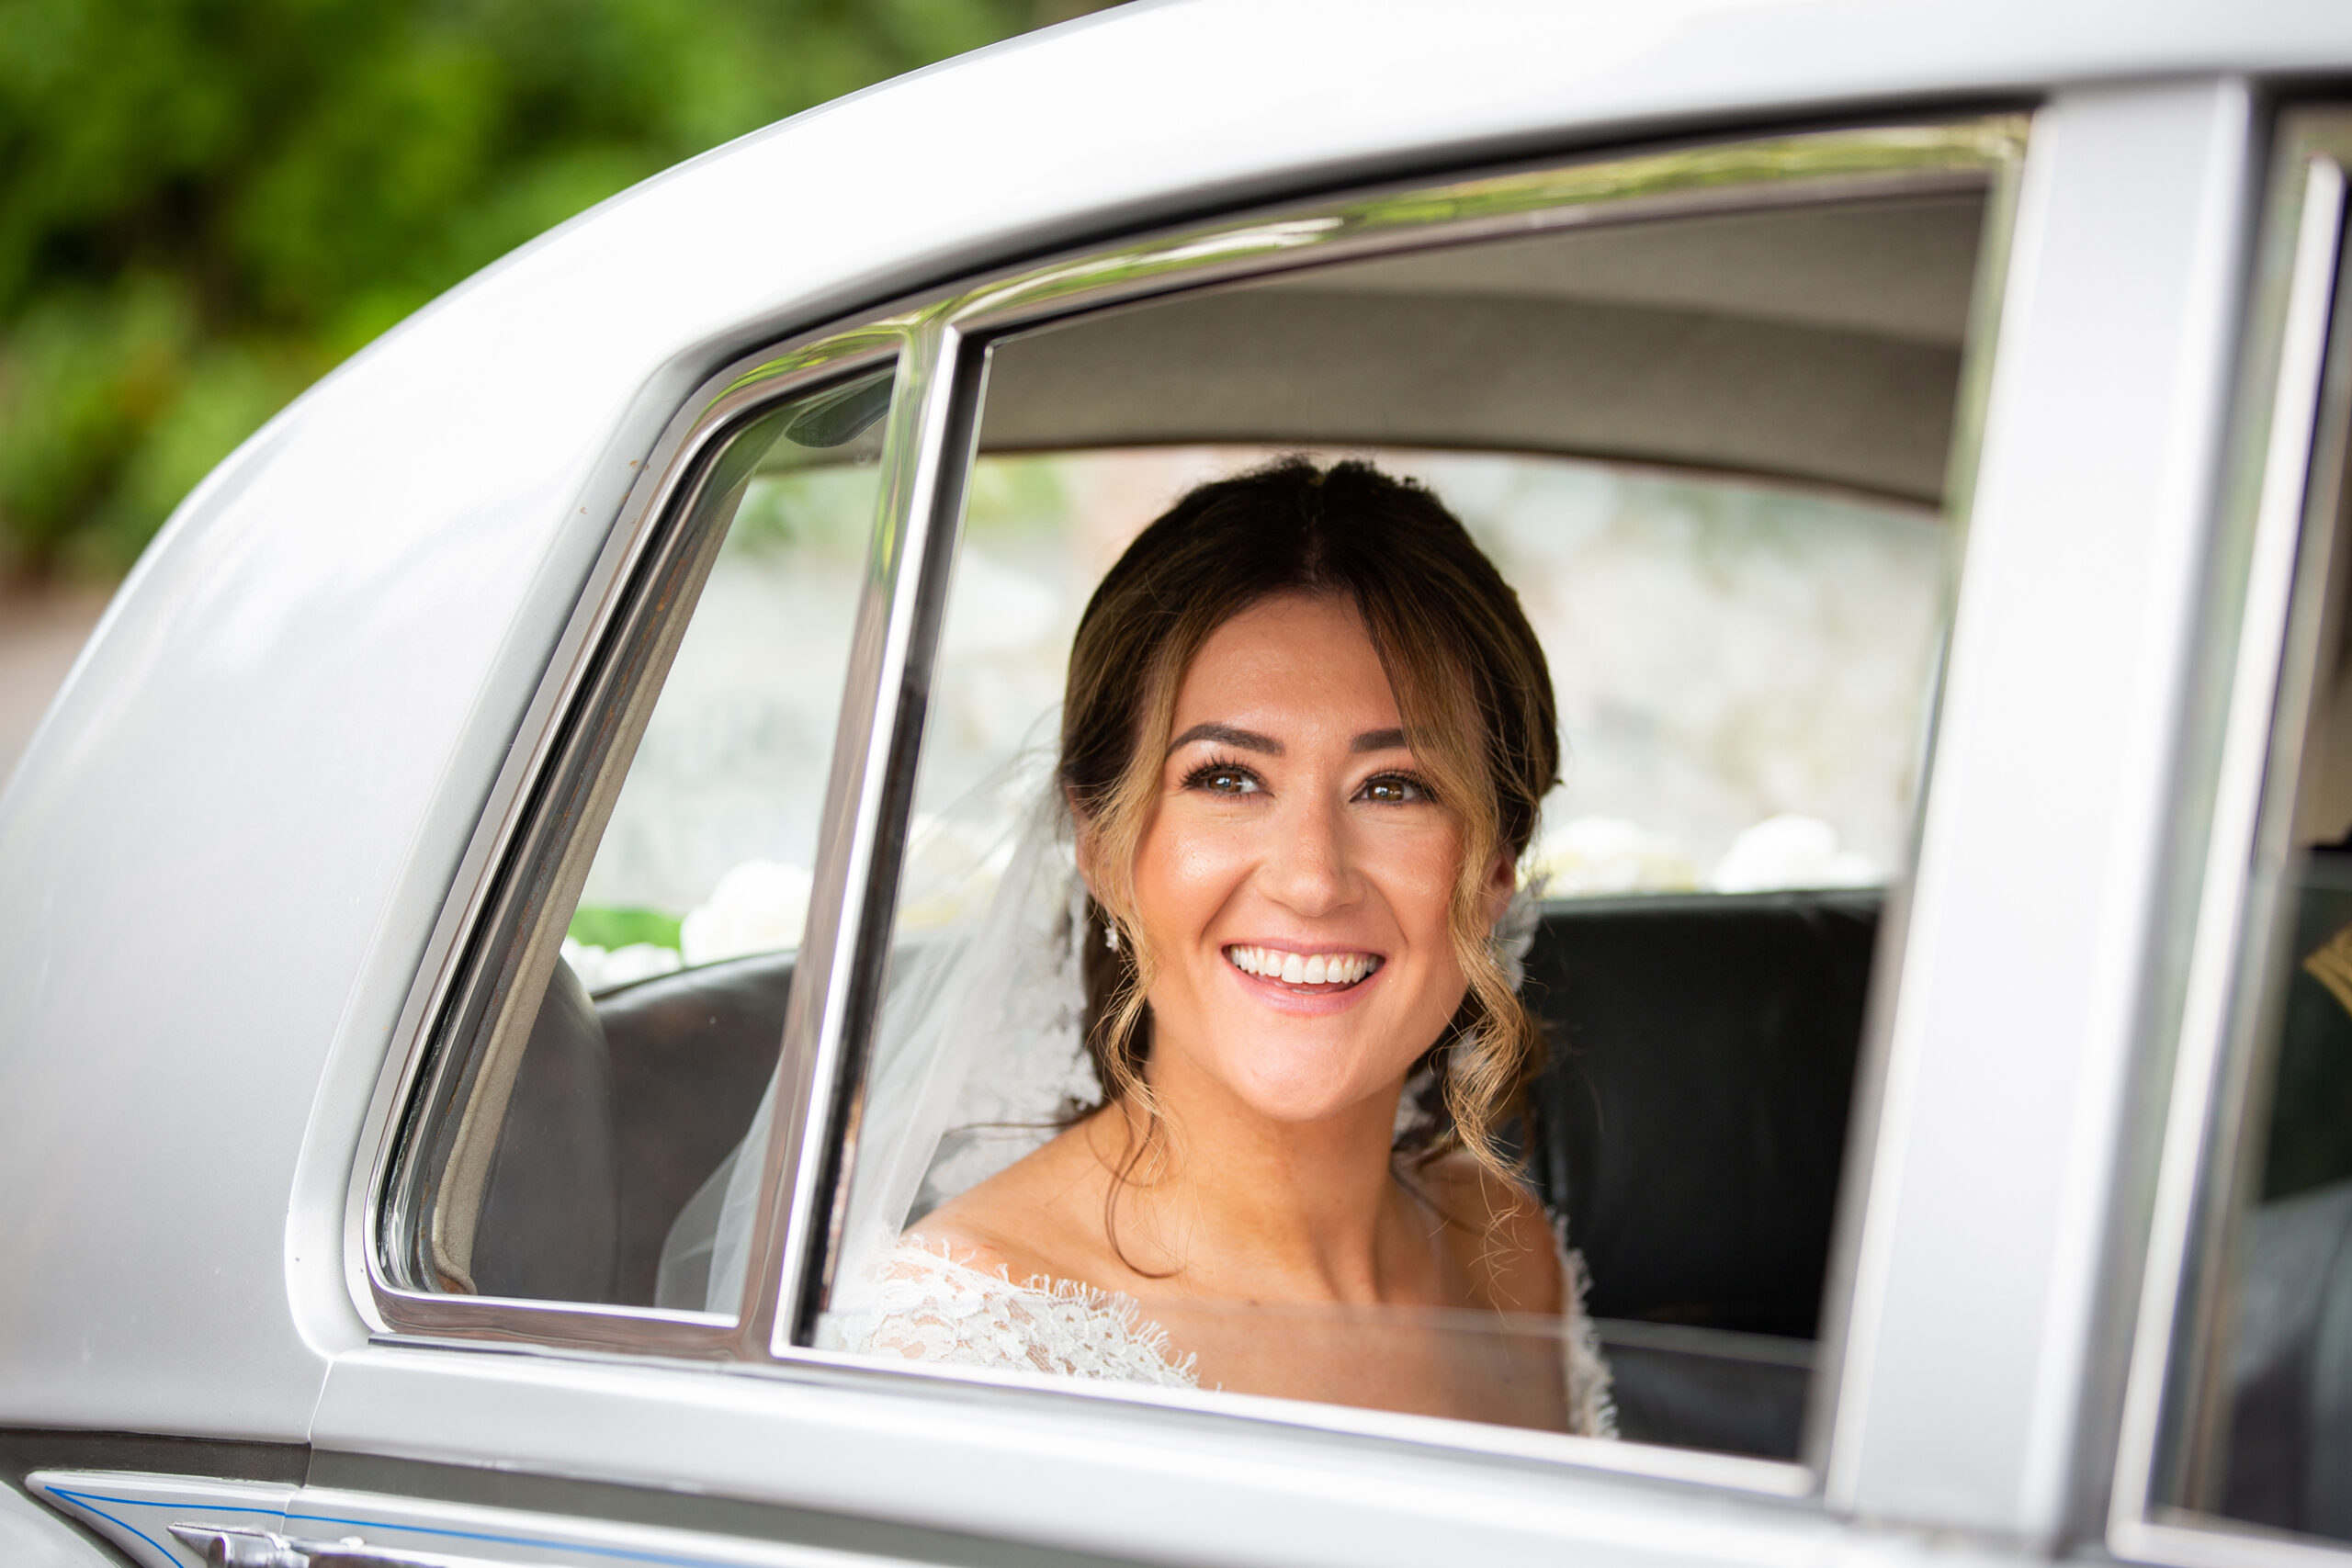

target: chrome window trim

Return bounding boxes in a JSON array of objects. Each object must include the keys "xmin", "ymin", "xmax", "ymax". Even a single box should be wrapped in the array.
[
  {"xmin": 2109, "ymin": 107, "xmax": 2352, "ymax": 1564},
  {"xmin": 939, "ymin": 120, "xmax": 2020, "ymax": 338},
  {"xmin": 751, "ymin": 317, "xmax": 980, "ymax": 1351},
  {"xmin": 350, "ymin": 113, "xmax": 2028, "ymax": 1494},
  {"xmin": 2119, "ymin": 1526, "xmax": 2352, "ymax": 1568}
]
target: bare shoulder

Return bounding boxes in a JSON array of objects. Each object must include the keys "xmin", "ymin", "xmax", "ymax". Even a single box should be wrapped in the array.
[
  {"xmin": 903, "ymin": 1120, "xmax": 1111, "ymax": 1288},
  {"xmin": 897, "ymin": 1207, "xmax": 1025, "ymax": 1281},
  {"xmin": 1409, "ymin": 1152, "xmax": 1566, "ymax": 1316}
]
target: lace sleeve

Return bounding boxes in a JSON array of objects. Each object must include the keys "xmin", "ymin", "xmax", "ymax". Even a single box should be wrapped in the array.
[
  {"xmin": 825, "ymin": 1238, "xmax": 1611, "ymax": 1433},
  {"xmin": 1555, "ymin": 1228, "xmax": 1619, "ymax": 1439},
  {"xmin": 818, "ymin": 1241, "xmax": 1197, "ymax": 1387}
]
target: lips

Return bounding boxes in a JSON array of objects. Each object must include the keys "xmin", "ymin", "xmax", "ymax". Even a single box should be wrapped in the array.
[{"xmin": 1224, "ymin": 944, "xmax": 1383, "ymax": 988}]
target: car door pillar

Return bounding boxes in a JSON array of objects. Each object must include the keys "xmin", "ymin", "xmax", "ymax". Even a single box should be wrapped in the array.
[{"xmin": 1823, "ymin": 74, "xmax": 2258, "ymax": 1544}]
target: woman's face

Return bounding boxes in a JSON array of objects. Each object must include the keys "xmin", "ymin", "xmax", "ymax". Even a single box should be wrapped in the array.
[{"xmin": 1113, "ymin": 592, "xmax": 1509, "ymax": 1128}]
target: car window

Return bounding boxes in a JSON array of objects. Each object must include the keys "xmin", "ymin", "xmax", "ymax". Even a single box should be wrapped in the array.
[
  {"xmin": 2125, "ymin": 108, "xmax": 2352, "ymax": 1551},
  {"xmin": 797, "ymin": 188, "xmax": 1995, "ymax": 1458},
  {"xmin": 378, "ymin": 360, "xmax": 894, "ymax": 1316}
]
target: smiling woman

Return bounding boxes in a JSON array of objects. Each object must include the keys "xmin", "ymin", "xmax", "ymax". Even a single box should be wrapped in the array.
[
  {"xmin": 817, "ymin": 459, "xmax": 1613, "ymax": 1435},
  {"xmin": 1055, "ymin": 460, "xmax": 1555, "ymax": 1193}
]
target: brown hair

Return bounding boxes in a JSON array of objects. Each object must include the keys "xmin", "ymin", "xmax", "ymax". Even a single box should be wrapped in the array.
[{"xmin": 1060, "ymin": 457, "xmax": 1559, "ymax": 1191}]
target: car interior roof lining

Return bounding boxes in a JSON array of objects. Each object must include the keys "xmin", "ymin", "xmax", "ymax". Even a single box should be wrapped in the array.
[{"xmin": 975, "ymin": 192, "xmax": 1985, "ymax": 506}]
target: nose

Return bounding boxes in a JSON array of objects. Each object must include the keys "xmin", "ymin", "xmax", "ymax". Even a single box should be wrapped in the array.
[{"xmin": 1261, "ymin": 786, "xmax": 1356, "ymax": 918}]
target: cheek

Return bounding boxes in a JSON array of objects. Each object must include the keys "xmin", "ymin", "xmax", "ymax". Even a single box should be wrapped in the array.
[
  {"xmin": 1130, "ymin": 808, "xmax": 1252, "ymax": 940},
  {"xmin": 1376, "ymin": 827, "xmax": 1475, "ymax": 1022},
  {"xmin": 1378, "ymin": 825, "xmax": 1466, "ymax": 939}
]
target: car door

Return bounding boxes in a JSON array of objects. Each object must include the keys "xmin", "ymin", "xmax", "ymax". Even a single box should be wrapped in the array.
[{"xmin": 21, "ymin": 73, "xmax": 2299, "ymax": 1568}]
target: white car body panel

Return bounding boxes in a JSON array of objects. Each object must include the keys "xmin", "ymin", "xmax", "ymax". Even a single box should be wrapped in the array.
[
  {"xmin": 307, "ymin": 1348, "xmax": 1829, "ymax": 1568},
  {"xmin": 5, "ymin": 2, "xmax": 2351, "ymax": 1565}
]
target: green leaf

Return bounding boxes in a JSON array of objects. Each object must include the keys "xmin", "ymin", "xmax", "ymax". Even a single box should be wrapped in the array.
[{"xmin": 567, "ymin": 905, "xmax": 684, "ymax": 953}]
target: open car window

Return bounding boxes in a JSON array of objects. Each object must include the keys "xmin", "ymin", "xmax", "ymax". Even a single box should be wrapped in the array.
[{"xmin": 795, "ymin": 183, "xmax": 1997, "ymax": 1460}]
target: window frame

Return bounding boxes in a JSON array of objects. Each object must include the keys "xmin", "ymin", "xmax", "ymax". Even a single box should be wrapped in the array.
[
  {"xmin": 356, "ymin": 327, "xmax": 906, "ymax": 1358},
  {"xmin": 2112, "ymin": 104, "xmax": 2352, "ymax": 1568},
  {"xmin": 352, "ymin": 114, "xmax": 2029, "ymax": 1495}
]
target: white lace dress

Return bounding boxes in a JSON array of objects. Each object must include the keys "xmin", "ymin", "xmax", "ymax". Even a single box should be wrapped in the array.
[{"xmin": 819, "ymin": 1235, "xmax": 1618, "ymax": 1438}]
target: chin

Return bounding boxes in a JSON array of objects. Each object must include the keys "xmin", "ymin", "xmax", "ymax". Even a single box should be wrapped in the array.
[
  {"xmin": 1166, "ymin": 998, "xmax": 1426, "ymax": 1126},
  {"xmin": 1219, "ymin": 1050, "xmax": 1396, "ymax": 1128}
]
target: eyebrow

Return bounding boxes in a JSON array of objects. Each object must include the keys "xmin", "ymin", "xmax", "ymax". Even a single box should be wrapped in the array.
[
  {"xmin": 1166, "ymin": 723, "xmax": 1414, "ymax": 757},
  {"xmin": 1169, "ymin": 722, "xmax": 1281, "ymax": 756}
]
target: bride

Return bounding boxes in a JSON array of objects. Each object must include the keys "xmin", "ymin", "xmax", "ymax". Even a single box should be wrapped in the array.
[{"xmin": 821, "ymin": 458, "xmax": 1612, "ymax": 1437}]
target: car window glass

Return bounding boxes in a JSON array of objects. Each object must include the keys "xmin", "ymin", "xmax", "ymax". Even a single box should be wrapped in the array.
[
  {"xmin": 385, "ymin": 363, "xmax": 893, "ymax": 1316},
  {"xmin": 800, "ymin": 193, "xmax": 1990, "ymax": 1455},
  {"xmin": 2143, "ymin": 127, "xmax": 2352, "ymax": 1545}
]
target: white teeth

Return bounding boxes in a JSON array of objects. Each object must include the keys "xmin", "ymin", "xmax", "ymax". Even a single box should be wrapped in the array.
[{"xmin": 1226, "ymin": 946, "xmax": 1379, "ymax": 987}]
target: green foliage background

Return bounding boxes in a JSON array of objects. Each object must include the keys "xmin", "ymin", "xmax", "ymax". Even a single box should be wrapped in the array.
[{"xmin": 0, "ymin": 0, "xmax": 1102, "ymax": 581}]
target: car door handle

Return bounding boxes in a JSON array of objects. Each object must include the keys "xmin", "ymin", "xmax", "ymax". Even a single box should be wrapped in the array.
[{"xmin": 170, "ymin": 1523, "xmax": 532, "ymax": 1568}]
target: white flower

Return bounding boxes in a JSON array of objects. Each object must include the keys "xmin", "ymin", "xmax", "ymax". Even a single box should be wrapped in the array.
[
  {"xmin": 1710, "ymin": 814, "xmax": 1880, "ymax": 893},
  {"xmin": 560, "ymin": 937, "xmax": 681, "ymax": 993},
  {"xmin": 1529, "ymin": 816, "xmax": 1699, "ymax": 895},
  {"xmin": 680, "ymin": 859, "xmax": 814, "ymax": 965}
]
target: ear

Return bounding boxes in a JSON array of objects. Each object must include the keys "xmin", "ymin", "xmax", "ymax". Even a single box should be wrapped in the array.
[{"xmin": 1477, "ymin": 849, "xmax": 1517, "ymax": 930}]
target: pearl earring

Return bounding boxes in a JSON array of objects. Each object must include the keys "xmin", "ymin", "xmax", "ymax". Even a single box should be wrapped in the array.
[{"xmin": 1103, "ymin": 920, "xmax": 1120, "ymax": 953}]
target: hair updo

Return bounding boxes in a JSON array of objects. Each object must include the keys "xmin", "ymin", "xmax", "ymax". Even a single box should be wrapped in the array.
[{"xmin": 1060, "ymin": 457, "xmax": 1559, "ymax": 1183}]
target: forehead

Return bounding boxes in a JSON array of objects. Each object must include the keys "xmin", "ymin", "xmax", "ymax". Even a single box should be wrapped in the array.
[{"xmin": 1172, "ymin": 592, "xmax": 1398, "ymax": 720}]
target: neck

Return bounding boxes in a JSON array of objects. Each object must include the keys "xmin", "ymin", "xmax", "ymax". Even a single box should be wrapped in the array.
[{"xmin": 1091, "ymin": 1047, "xmax": 1427, "ymax": 1305}]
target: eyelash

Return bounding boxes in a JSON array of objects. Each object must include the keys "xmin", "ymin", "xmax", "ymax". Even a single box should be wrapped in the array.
[
  {"xmin": 1177, "ymin": 758, "xmax": 1433, "ymax": 806},
  {"xmin": 1182, "ymin": 756, "xmax": 1261, "ymax": 795},
  {"xmin": 1358, "ymin": 771, "xmax": 1431, "ymax": 806}
]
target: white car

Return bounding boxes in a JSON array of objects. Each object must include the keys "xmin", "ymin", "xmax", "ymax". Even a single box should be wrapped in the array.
[{"xmin": 8, "ymin": 3, "xmax": 2352, "ymax": 1565}]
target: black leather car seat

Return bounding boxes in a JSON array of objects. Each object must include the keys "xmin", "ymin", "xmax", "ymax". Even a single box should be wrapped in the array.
[
  {"xmin": 1520, "ymin": 888, "xmax": 1879, "ymax": 1456},
  {"xmin": 1522, "ymin": 889, "xmax": 1879, "ymax": 1338},
  {"xmin": 594, "ymin": 951, "xmax": 795, "ymax": 1304},
  {"xmin": 470, "ymin": 957, "xmax": 622, "ymax": 1303}
]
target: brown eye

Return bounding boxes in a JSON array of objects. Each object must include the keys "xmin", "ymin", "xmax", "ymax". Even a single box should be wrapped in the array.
[
  {"xmin": 1360, "ymin": 773, "xmax": 1428, "ymax": 805},
  {"xmin": 1183, "ymin": 761, "xmax": 1261, "ymax": 795}
]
